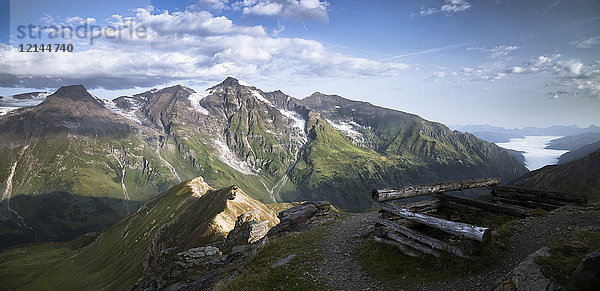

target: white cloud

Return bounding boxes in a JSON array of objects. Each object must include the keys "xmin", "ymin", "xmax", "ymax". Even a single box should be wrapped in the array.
[
  {"xmin": 461, "ymin": 53, "xmax": 600, "ymax": 98},
  {"xmin": 510, "ymin": 66, "xmax": 525, "ymax": 73},
  {"xmin": 243, "ymin": 2, "xmax": 283, "ymax": 15},
  {"xmin": 557, "ymin": 59, "xmax": 584, "ymax": 75},
  {"xmin": 196, "ymin": 0, "xmax": 231, "ymax": 10},
  {"xmin": 467, "ymin": 45, "xmax": 520, "ymax": 59},
  {"xmin": 0, "ymin": 8, "xmax": 406, "ymax": 90},
  {"xmin": 237, "ymin": 0, "xmax": 329, "ymax": 22},
  {"xmin": 571, "ymin": 36, "xmax": 600, "ymax": 49},
  {"xmin": 419, "ymin": 0, "xmax": 472, "ymax": 16},
  {"xmin": 441, "ymin": 0, "xmax": 472, "ymax": 12}
]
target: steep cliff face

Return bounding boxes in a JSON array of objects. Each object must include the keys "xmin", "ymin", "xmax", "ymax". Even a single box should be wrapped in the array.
[{"xmin": 510, "ymin": 149, "xmax": 600, "ymax": 201}]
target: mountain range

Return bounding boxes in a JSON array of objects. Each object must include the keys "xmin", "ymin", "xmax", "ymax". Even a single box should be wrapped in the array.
[{"xmin": 0, "ymin": 77, "xmax": 528, "ymax": 248}]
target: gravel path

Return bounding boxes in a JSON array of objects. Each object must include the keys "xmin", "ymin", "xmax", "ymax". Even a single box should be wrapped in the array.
[{"xmin": 314, "ymin": 211, "xmax": 391, "ymax": 290}]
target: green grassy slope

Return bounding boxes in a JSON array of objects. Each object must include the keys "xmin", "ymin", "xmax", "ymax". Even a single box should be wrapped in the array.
[
  {"xmin": 0, "ymin": 177, "xmax": 278, "ymax": 290},
  {"xmin": 286, "ymin": 113, "xmax": 436, "ymax": 210},
  {"xmin": 509, "ymin": 149, "xmax": 600, "ymax": 202}
]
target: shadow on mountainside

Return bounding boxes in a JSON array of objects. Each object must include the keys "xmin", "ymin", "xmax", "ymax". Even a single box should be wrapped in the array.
[{"xmin": 1, "ymin": 192, "xmax": 142, "ymax": 250}]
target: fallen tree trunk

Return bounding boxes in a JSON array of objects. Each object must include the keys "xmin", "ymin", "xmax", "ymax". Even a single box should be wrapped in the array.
[
  {"xmin": 372, "ymin": 177, "xmax": 501, "ymax": 202},
  {"xmin": 377, "ymin": 218, "xmax": 476, "ymax": 260},
  {"xmin": 376, "ymin": 202, "xmax": 491, "ymax": 243},
  {"xmin": 438, "ymin": 194, "xmax": 530, "ymax": 218},
  {"xmin": 490, "ymin": 186, "xmax": 587, "ymax": 204}
]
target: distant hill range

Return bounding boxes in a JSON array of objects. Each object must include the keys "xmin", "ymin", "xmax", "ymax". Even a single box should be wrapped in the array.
[
  {"xmin": 510, "ymin": 147, "xmax": 600, "ymax": 202},
  {"xmin": 545, "ymin": 132, "xmax": 600, "ymax": 151},
  {"xmin": 451, "ymin": 124, "xmax": 600, "ymax": 143},
  {"xmin": 558, "ymin": 140, "xmax": 600, "ymax": 164}
]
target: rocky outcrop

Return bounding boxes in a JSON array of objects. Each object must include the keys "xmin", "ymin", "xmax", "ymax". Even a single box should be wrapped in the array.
[
  {"xmin": 176, "ymin": 246, "xmax": 222, "ymax": 268},
  {"xmin": 225, "ymin": 211, "xmax": 271, "ymax": 248},
  {"xmin": 495, "ymin": 247, "xmax": 560, "ymax": 291},
  {"xmin": 572, "ymin": 248, "xmax": 600, "ymax": 290},
  {"xmin": 268, "ymin": 201, "xmax": 332, "ymax": 235}
]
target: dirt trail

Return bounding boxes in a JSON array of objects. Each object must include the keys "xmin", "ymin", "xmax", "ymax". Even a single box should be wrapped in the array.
[{"xmin": 315, "ymin": 211, "xmax": 394, "ymax": 290}]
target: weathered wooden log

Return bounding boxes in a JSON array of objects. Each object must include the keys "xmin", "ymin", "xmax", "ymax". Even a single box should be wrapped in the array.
[
  {"xmin": 405, "ymin": 198, "xmax": 442, "ymax": 213},
  {"xmin": 376, "ymin": 202, "xmax": 491, "ymax": 243},
  {"xmin": 377, "ymin": 218, "xmax": 476, "ymax": 260},
  {"xmin": 491, "ymin": 191, "xmax": 570, "ymax": 206},
  {"xmin": 374, "ymin": 236, "xmax": 420, "ymax": 257},
  {"xmin": 490, "ymin": 196, "xmax": 558, "ymax": 211},
  {"xmin": 438, "ymin": 194, "xmax": 530, "ymax": 218},
  {"xmin": 387, "ymin": 232, "xmax": 441, "ymax": 258},
  {"xmin": 490, "ymin": 186, "xmax": 587, "ymax": 204},
  {"xmin": 372, "ymin": 178, "xmax": 501, "ymax": 202}
]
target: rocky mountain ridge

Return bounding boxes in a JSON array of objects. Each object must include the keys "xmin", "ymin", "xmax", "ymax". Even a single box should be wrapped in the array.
[{"xmin": 0, "ymin": 78, "xmax": 527, "ymax": 248}]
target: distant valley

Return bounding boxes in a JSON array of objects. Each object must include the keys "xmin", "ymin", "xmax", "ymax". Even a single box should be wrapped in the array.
[{"xmin": 452, "ymin": 124, "xmax": 600, "ymax": 171}]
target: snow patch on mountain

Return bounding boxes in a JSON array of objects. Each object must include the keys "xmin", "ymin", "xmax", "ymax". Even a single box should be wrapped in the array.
[
  {"xmin": 251, "ymin": 90, "xmax": 274, "ymax": 107},
  {"xmin": 279, "ymin": 109, "xmax": 306, "ymax": 131},
  {"xmin": 325, "ymin": 119, "xmax": 364, "ymax": 141},
  {"xmin": 213, "ymin": 139, "xmax": 257, "ymax": 175},
  {"xmin": 102, "ymin": 98, "xmax": 143, "ymax": 125},
  {"xmin": 188, "ymin": 90, "xmax": 211, "ymax": 115}
]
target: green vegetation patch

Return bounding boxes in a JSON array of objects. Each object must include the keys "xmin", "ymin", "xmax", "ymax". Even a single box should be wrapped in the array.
[
  {"xmin": 535, "ymin": 230, "xmax": 600, "ymax": 285},
  {"xmin": 220, "ymin": 223, "xmax": 331, "ymax": 290}
]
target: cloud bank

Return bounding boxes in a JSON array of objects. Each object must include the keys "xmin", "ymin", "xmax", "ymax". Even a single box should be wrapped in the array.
[{"xmin": 1, "ymin": 7, "xmax": 405, "ymax": 90}]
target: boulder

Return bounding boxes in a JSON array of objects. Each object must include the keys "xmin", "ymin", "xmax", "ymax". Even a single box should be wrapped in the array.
[
  {"xmin": 572, "ymin": 248, "xmax": 600, "ymax": 290},
  {"xmin": 268, "ymin": 201, "xmax": 333, "ymax": 236},
  {"xmin": 271, "ymin": 254, "xmax": 296, "ymax": 268},
  {"xmin": 225, "ymin": 211, "xmax": 272, "ymax": 247},
  {"xmin": 177, "ymin": 246, "xmax": 222, "ymax": 267}
]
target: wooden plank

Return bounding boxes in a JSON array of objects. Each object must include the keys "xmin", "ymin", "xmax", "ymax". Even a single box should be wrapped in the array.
[
  {"xmin": 404, "ymin": 198, "xmax": 442, "ymax": 211},
  {"xmin": 490, "ymin": 186, "xmax": 586, "ymax": 203},
  {"xmin": 374, "ymin": 236, "xmax": 420, "ymax": 257},
  {"xmin": 372, "ymin": 178, "xmax": 501, "ymax": 202},
  {"xmin": 438, "ymin": 194, "xmax": 530, "ymax": 218},
  {"xmin": 490, "ymin": 196, "xmax": 558, "ymax": 211},
  {"xmin": 387, "ymin": 232, "xmax": 441, "ymax": 258},
  {"xmin": 377, "ymin": 218, "xmax": 475, "ymax": 260},
  {"xmin": 375, "ymin": 202, "xmax": 491, "ymax": 243},
  {"xmin": 490, "ymin": 190, "xmax": 570, "ymax": 206}
]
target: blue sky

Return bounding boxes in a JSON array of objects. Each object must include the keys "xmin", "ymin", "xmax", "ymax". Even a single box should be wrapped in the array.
[{"xmin": 1, "ymin": 0, "xmax": 599, "ymax": 127}]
